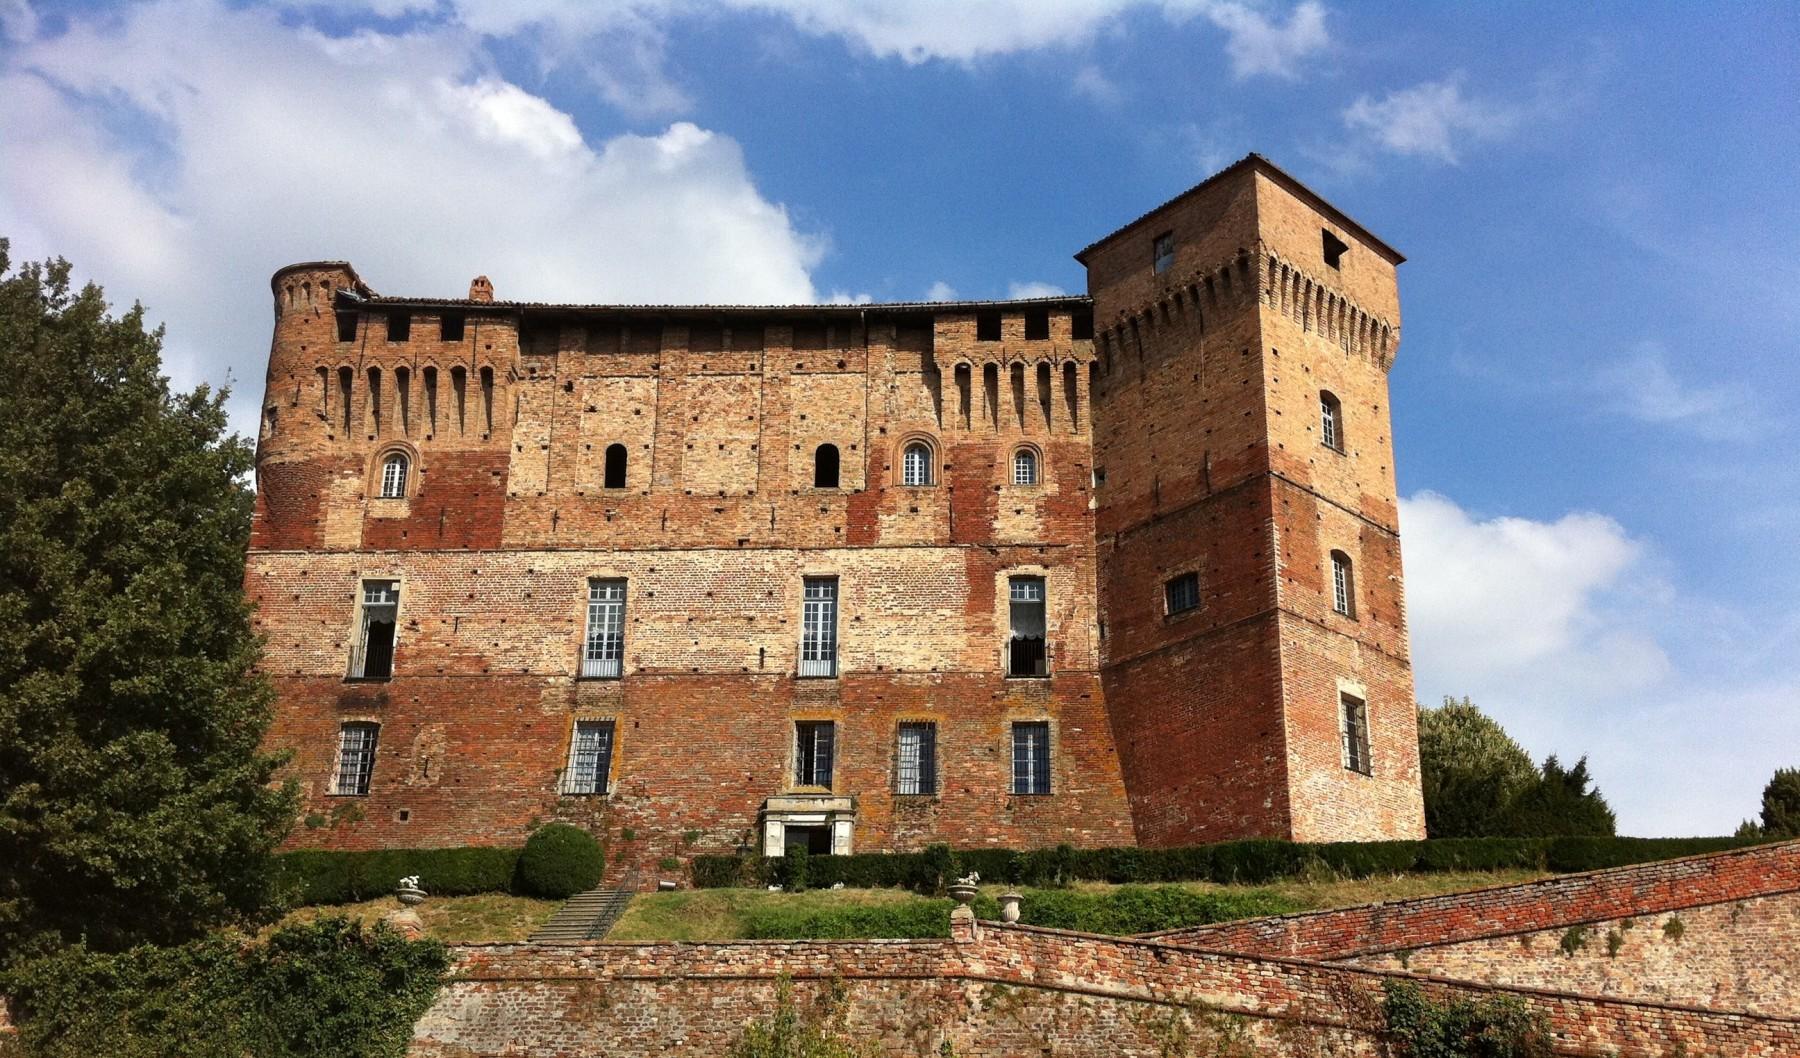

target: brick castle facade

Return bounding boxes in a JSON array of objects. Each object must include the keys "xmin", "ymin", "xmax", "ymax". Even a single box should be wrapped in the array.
[{"xmin": 250, "ymin": 154, "xmax": 1425, "ymax": 873}]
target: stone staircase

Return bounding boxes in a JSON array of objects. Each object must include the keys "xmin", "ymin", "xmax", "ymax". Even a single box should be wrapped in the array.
[{"xmin": 527, "ymin": 871, "xmax": 639, "ymax": 943}]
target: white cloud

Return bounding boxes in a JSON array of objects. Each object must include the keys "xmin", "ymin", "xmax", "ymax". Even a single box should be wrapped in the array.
[
  {"xmin": 1189, "ymin": 0, "xmax": 1328, "ymax": 80},
  {"xmin": 924, "ymin": 281, "xmax": 959, "ymax": 302},
  {"xmin": 0, "ymin": 0, "xmax": 35, "ymax": 42},
  {"xmin": 1592, "ymin": 342, "xmax": 1765, "ymax": 442},
  {"xmin": 1342, "ymin": 74, "xmax": 1519, "ymax": 163},
  {"xmin": 1072, "ymin": 64, "xmax": 1124, "ymax": 106},
  {"xmin": 0, "ymin": 0, "xmax": 823, "ymax": 430},
  {"xmin": 1008, "ymin": 281, "xmax": 1067, "ymax": 299}
]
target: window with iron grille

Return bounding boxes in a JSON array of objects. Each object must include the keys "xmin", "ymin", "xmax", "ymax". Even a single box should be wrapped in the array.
[
  {"xmin": 1007, "ymin": 576, "xmax": 1048, "ymax": 677},
  {"xmin": 1331, "ymin": 552, "xmax": 1354, "ymax": 617},
  {"xmin": 379, "ymin": 453, "xmax": 408, "ymax": 498},
  {"xmin": 333, "ymin": 722, "xmax": 379, "ymax": 796},
  {"xmin": 1320, "ymin": 391, "xmax": 1343, "ymax": 451},
  {"xmin": 895, "ymin": 722, "xmax": 937, "ymax": 796},
  {"xmin": 795, "ymin": 721, "xmax": 835, "ymax": 787},
  {"xmin": 581, "ymin": 579, "xmax": 626, "ymax": 678},
  {"xmin": 902, "ymin": 442, "xmax": 932, "ymax": 486},
  {"xmin": 1153, "ymin": 231, "xmax": 1176, "ymax": 274},
  {"xmin": 1341, "ymin": 693, "xmax": 1372, "ymax": 775},
  {"xmin": 799, "ymin": 578, "xmax": 838, "ymax": 677},
  {"xmin": 348, "ymin": 580, "xmax": 399, "ymax": 680},
  {"xmin": 1011, "ymin": 721, "xmax": 1051, "ymax": 795},
  {"xmin": 562, "ymin": 719, "xmax": 615, "ymax": 795},
  {"xmin": 1165, "ymin": 571, "xmax": 1200, "ymax": 615},
  {"xmin": 1012, "ymin": 448, "xmax": 1038, "ymax": 485}
]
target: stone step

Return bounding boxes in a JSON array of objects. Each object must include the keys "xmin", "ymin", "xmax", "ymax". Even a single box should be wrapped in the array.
[{"xmin": 527, "ymin": 871, "xmax": 640, "ymax": 943}]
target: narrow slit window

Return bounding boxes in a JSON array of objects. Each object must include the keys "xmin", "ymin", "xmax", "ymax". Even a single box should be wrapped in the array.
[
  {"xmin": 895, "ymin": 722, "xmax": 937, "ymax": 796},
  {"xmin": 1153, "ymin": 231, "xmax": 1176, "ymax": 274},
  {"xmin": 814, "ymin": 443, "xmax": 841, "ymax": 488},
  {"xmin": 423, "ymin": 366, "xmax": 438, "ymax": 435},
  {"xmin": 366, "ymin": 367, "xmax": 381, "ymax": 435},
  {"xmin": 1011, "ymin": 721, "xmax": 1050, "ymax": 795},
  {"xmin": 902, "ymin": 442, "xmax": 932, "ymax": 486},
  {"xmin": 441, "ymin": 312, "xmax": 465, "ymax": 342},
  {"xmin": 799, "ymin": 577, "xmax": 838, "ymax": 678},
  {"xmin": 387, "ymin": 313, "xmax": 410, "ymax": 342},
  {"xmin": 1320, "ymin": 391, "xmax": 1344, "ymax": 452},
  {"xmin": 581, "ymin": 579, "xmax": 626, "ymax": 678},
  {"xmin": 603, "ymin": 443, "xmax": 628, "ymax": 489},
  {"xmin": 795, "ymin": 720, "xmax": 835, "ymax": 787},
  {"xmin": 1007, "ymin": 576, "xmax": 1048, "ymax": 677},
  {"xmin": 348, "ymin": 580, "xmax": 399, "ymax": 680},
  {"xmin": 333, "ymin": 722, "xmax": 380, "ymax": 796},
  {"xmin": 395, "ymin": 366, "xmax": 410, "ymax": 435},
  {"xmin": 479, "ymin": 366, "xmax": 494, "ymax": 434},
  {"xmin": 1341, "ymin": 693, "xmax": 1372, "ymax": 775},
  {"xmin": 379, "ymin": 453, "xmax": 408, "ymax": 498},
  {"xmin": 338, "ymin": 367, "xmax": 354, "ymax": 435},
  {"xmin": 450, "ymin": 366, "xmax": 467, "ymax": 434},
  {"xmin": 1165, "ymin": 572, "xmax": 1200, "ymax": 615},
  {"xmin": 1331, "ymin": 551, "xmax": 1355, "ymax": 618},
  {"xmin": 562, "ymin": 719, "xmax": 616, "ymax": 795},
  {"xmin": 1012, "ymin": 448, "xmax": 1038, "ymax": 486}
]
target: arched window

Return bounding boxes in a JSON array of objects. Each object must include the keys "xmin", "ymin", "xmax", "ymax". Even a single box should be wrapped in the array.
[
  {"xmin": 1012, "ymin": 448, "xmax": 1038, "ymax": 486},
  {"xmin": 603, "ymin": 444, "xmax": 628, "ymax": 489},
  {"xmin": 379, "ymin": 453, "xmax": 408, "ymax": 498},
  {"xmin": 1330, "ymin": 550, "xmax": 1355, "ymax": 617},
  {"xmin": 1320, "ymin": 390, "xmax": 1344, "ymax": 452},
  {"xmin": 813, "ymin": 443, "xmax": 841, "ymax": 488},
  {"xmin": 902, "ymin": 442, "xmax": 932, "ymax": 486}
]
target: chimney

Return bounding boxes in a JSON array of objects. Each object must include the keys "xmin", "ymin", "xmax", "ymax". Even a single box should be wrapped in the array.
[{"xmin": 468, "ymin": 276, "xmax": 494, "ymax": 303}]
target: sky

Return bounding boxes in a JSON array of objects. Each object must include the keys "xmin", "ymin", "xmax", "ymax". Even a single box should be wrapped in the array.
[{"xmin": 1, "ymin": 0, "xmax": 1796, "ymax": 837}]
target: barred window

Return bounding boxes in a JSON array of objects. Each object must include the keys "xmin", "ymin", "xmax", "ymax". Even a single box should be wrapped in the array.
[
  {"xmin": 1012, "ymin": 448, "xmax": 1038, "ymax": 486},
  {"xmin": 1320, "ymin": 391, "xmax": 1343, "ymax": 452},
  {"xmin": 1165, "ymin": 571, "xmax": 1200, "ymax": 615},
  {"xmin": 581, "ymin": 579, "xmax": 626, "ymax": 678},
  {"xmin": 895, "ymin": 722, "xmax": 937, "ymax": 796},
  {"xmin": 348, "ymin": 580, "xmax": 399, "ymax": 680},
  {"xmin": 799, "ymin": 577, "xmax": 838, "ymax": 678},
  {"xmin": 379, "ymin": 453, "xmax": 408, "ymax": 498},
  {"xmin": 562, "ymin": 719, "xmax": 615, "ymax": 795},
  {"xmin": 333, "ymin": 722, "xmax": 379, "ymax": 796},
  {"xmin": 902, "ymin": 442, "xmax": 932, "ymax": 486},
  {"xmin": 1011, "ymin": 721, "xmax": 1051, "ymax": 795},
  {"xmin": 1341, "ymin": 693, "xmax": 1372, "ymax": 775},
  {"xmin": 1330, "ymin": 551, "xmax": 1355, "ymax": 618},
  {"xmin": 796, "ymin": 720, "xmax": 835, "ymax": 788},
  {"xmin": 1007, "ymin": 576, "xmax": 1048, "ymax": 677}
]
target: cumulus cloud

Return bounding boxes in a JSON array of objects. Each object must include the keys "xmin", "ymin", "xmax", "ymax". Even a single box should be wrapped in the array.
[
  {"xmin": 924, "ymin": 281, "xmax": 959, "ymax": 302},
  {"xmin": 1191, "ymin": 0, "xmax": 1328, "ymax": 79},
  {"xmin": 1342, "ymin": 74, "xmax": 1519, "ymax": 163},
  {"xmin": 1592, "ymin": 342, "xmax": 1766, "ymax": 442},
  {"xmin": 0, "ymin": 0, "xmax": 822, "ymax": 429},
  {"xmin": 1072, "ymin": 64, "xmax": 1125, "ymax": 106},
  {"xmin": 1007, "ymin": 281, "xmax": 1067, "ymax": 299}
]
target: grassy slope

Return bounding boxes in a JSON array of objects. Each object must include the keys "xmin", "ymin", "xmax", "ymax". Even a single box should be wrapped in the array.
[{"xmin": 273, "ymin": 893, "xmax": 560, "ymax": 944}]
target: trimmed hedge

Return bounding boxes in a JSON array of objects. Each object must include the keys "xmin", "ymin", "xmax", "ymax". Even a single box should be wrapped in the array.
[
  {"xmin": 517, "ymin": 824, "xmax": 605, "ymax": 898},
  {"xmin": 276, "ymin": 846, "xmax": 522, "ymax": 906},
  {"xmin": 692, "ymin": 835, "xmax": 1765, "ymax": 892}
]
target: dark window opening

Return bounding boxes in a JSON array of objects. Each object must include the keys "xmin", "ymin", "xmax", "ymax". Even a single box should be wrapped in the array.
[
  {"xmin": 336, "ymin": 312, "xmax": 358, "ymax": 342},
  {"xmin": 1007, "ymin": 576, "xmax": 1048, "ymax": 677},
  {"xmin": 441, "ymin": 312, "xmax": 465, "ymax": 342},
  {"xmin": 1323, "ymin": 229, "xmax": 1349, "ymax": 270},
  {"xmin": 387, "ymin": 313, "xmax": 410, "ymax": 342},
  {"xmin": 795, "ymin": 721, "xmax": 835, "ymax": 788},
  {"xmin": 1166, "ymin": 572, "xmax": 1200, "ymax": 615},
  {"xmin": 349, "ymin": 580, "xmax": 399, "ymax": 680},
  {"xmin": 976, "ymin": 312, "xmax": 1002, "ymax": 342},
  {"xmin": 1070, "ymin": 309, "xmax": 1094, "ymax": 340},
  {"xmin": 785, "ymin": 825, "xmax": 833, "ymax": 856},
  {"xmin": 813, "ymin": 443, "xmax": 841, "ymax": 488},
  {"xmin": 1153, "ymin": 231, "xmax": 1176, "ymax": 275},
  {"xmin": 603, "ymin": 444, "xmax": 628, "ymax": 489},
  {"xmin": 1011, "ymin": 721, "xmax": 1050, "ymax": 795},
  {"xmin": 1024, "ymin": 309, "xmax": 1050, "ymax": 341},
  {"xmin": 896, "ymin": 722, "xmax": 937, "ymax": 795}
]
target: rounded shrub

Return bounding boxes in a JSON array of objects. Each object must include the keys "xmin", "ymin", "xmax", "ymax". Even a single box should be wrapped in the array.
[{"xmin": 516, "ymin": 824, "xmax": 604, "ymax": 898}]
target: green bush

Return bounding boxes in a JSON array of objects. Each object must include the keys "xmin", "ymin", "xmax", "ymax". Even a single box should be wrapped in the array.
[
  {"xmin": 1381, "ymin": 979, "xmax": 1552, "ymax": 1057},
  {"xmin": 745, "ymin": 900, "xmax": 952, "ymax": 940},
  {"xmin": 691, "ymin": 854, "xmax": 761, "ymax": 889},
  {"xmin": 516, "ymin": 824, "xmax": 604, "ymax": 899},
  {"xmin": 7, "ymin": 918, "xmax": 449, "ymax": 1058},
  {"xmin": 1542, "ymin": 835, "xmax": 1755, "ymax": 873},
  {"xmin": 779, "ymin": 847, "xmax": 811, "ymax": 893},
  {"xmin": 275, "ymin": 846, "xmax": 522, "ymax": 906}
]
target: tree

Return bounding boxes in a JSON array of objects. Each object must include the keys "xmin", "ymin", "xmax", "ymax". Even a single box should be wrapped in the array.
[
  {"xmin": 0, "ymin": 241, "xmax": 295, "ymax": 968},
  {"xmin": 1416, "ymin": 698, "xmax": 1614, "ymax": 839},
  {"xmin": 1755, "ymin": 768, "xmax": 1800, "ymax": 839}
]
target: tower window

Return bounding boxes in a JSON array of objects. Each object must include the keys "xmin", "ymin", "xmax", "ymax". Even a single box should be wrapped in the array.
[
  {"xmin": 603, "ymin": 444, "xmax": 628, "ymax": 489},
  {"xmin": 1071, "ymin": 309, "xmax": 1094, "ymax": 340},
  {"xmin": 1153, "ymin": 231, "xmax": 1176, "ymax": 274},
  {"xmin": 562, "ymin": 719, "xmax": 616, "ymax": 795},
  {"xmin": 799, "ymin": 577, "xmax": 838, "ymax": 678},
  {"xmin": 976, "ymin": 312, "xmax": 1002, "ymax": 342},
  {"xmin": 1024, "ymin": 309, "xmax": 1050, "ymax": 341},
  {"xmin": 387, "ymin": 313, "xmax": 410, "ymax": 342},
  {"xmin": 441, "ymin": 312, "xmax": 465, "ymax": 342},
  {"xmin": 1011, "ymin": 721, "xmax": 1051, "ymax": 795},
  {"xmin": 1165, "ymin": 572, "xmax": 1199, "ymax": 615},
  {"xmin": 901, "ymin": 442, "xmax": 933, "ymax": 486},
  {"xmin": 814, "ymin": 443, "xmax": 841, "ymax": 488},
  {"xmin": 581, "ymin": 579, "xmax": 626, "ymax": 678},
  {"xmin": 1323, "ymin": 229, "xmax": 1349, "ymax": 270},
  {"xmin": 1320, "ymin": 391, "xmax": 1344, "ymax": 452},
  {"xmin": 1341, "ymin": 693, "xmax": 1372, "ymax": 775},
  {"xmin": 895, "ymin": 722, "xmax": 937, "ymax": 796},
  {"xmin": 1007, "ymin": 576, "xmax": 1048, "ymax": 677},
  {"xmin": 1331, "ymin": 551, "xmax": 1355, "ymax": 618},
  {"xmin": 379, "ymin": 453, "xmax": 408, "ymax": 498},
  {"xmin": 1012, "ymin": 448, "xmax": 1038, "ymax": 486},
  {"xmin": 348, "ymin": 580, "xmax": 399, "ymax": 680},
  {"xmin": 336, "ymin": 312, "xmax": 358, "ymax": 343},
  {"xmin": 332, "ymin": 721, "xmax": 380, "ymax": 796},
  {"xmin": 795, "ymin": 720, "xmax": 835, "ymax": 788}
]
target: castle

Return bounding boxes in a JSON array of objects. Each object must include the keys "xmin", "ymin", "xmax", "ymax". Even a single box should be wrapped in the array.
[{"xmin": 250, "ymin": 154, "xmax": 1425, "ymax": 875}]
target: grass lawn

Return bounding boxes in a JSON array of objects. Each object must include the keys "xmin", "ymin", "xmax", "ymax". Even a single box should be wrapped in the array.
[{"xmin": 273, "ymin": 892, "xmax": 560, "ymax": 944}]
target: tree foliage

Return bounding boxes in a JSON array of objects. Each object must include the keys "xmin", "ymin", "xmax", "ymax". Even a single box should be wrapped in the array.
[
  {"xmin": 1417, "ymin": 698, "xmax": 1614, "ymax": 839},
  {"xmin": 0, "ymin": 241, "xmax": 295, "ymax": 967},
  {"xmin": 1747, "ymin": 767, "xmax": 1800, "ymax": 840},
  {"xmin": 1381, "ymin": 980, "xmax": 1552, "ymax": 1058}
]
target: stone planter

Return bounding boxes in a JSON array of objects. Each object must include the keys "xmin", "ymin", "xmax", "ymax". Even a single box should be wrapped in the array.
[
  {"xmin": 947, "ymin": 882, "xmax": 979, "ymax": 906},
  {"xmin": 397, "ymin": 885, "xmax": 427, "ymax": 907},
  {"xmin": 999, "ymin": 890, "xmax": 1022, "ymax": 924}
]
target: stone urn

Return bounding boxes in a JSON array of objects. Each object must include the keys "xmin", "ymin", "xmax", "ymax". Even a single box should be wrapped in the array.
[
  {"xmin": 998, "ymin": 890, "xmax": 1022, "ymax": 924},
  {"xmin": 396, "ymin": 875, "xmax": 427, "ymax": 907},
  {"xmin": 947, "ymin": 871, "xmax": 980, "ymax": 906}
]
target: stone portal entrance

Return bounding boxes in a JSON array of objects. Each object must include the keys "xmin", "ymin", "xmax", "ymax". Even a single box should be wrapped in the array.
[{"xmin": 761, "ymin": 795, "xmax": 855, "ymax": 857}]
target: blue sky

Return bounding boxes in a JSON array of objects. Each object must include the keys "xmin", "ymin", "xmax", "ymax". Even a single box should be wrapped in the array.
[{"xmin": 2, "ymin": 0, "xmax": 1796, "ymax": 836}]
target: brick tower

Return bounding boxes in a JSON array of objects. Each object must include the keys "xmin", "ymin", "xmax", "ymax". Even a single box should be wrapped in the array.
[{"xmin": 1082, "ymin": 155, "xmax": 1426, "ymax": 845}]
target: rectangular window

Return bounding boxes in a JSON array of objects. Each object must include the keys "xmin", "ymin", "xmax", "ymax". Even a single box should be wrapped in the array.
[
  {"xmin": 581, "ymin": 579, "xmax": 626, "ymax": 678},
  {"xmin": 1341, "ymin": 693, "xmax": 1372, "ymax": 775},
  {"xmin": 1153, "ymin": 231, "xmax": 1176, "ymax": 274},
  {"xmin": 348, "ymin": 580, "xmax": 399, "ymax": 680},
  {"xmin": 976, "ymin": 312, "xmax": 1002, "ymax": 342},
  {"xmin": 895, "ymin": 722, "xmax": 937, "ymax": 796},
  {"xmin": 1165, "ymin": 572, "xmax": 1200, "ymax": 615},
  {"xmin": 1024, "ymin": 309, "xmax": 1050, "ymax": 341},
  {"xmin": 562, "ymin": 719, "xmax": 616, "ymax": 795},
  {"xmin": 1323, "ymin": 229, "xmax": 1349, "ymax": 270},
  {"xmin": 333, "ymin": 722, "xmax": 379, "ymax": 796},
  {"xmin": 799, "ymin": 578, "xmax": 838, "ymax": 678},
  {"xmin": 387, "ymin": 313, "xmax": 410, "ymax": 342},
  {"xmin": 795, "ymin": 720, "xmax": 835, "ymax": 788},
  {"xmin": 1007, "ymin": 576, "xmax": 1048, "ymax": 677},
  {"xmin": 440, "ymin": 312, "xmax": 465, "ymax": 342},
  {"xmin": 336, "ymin": 311, "xmax": 358, "ymax": 343},
  {"xmin": 1331, "ymin": 554, "xmax": 1353, "ymax": 617},
  {"xmin": 1320, "ymin": 396, "xmax": 1340, "ymax": 451},
  {"xmin": 1011, "ymin": 721, "xmax": 1051, "ymax": 795}
]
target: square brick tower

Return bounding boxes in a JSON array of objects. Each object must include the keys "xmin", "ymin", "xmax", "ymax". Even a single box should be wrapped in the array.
[{"xmin": 1081, "ymin": 155, "xmax": 1426, "ymax": 844}]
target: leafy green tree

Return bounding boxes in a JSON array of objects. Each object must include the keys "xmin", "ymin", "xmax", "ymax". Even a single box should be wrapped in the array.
[
  {"xmin": 1416, "ymin": 698, "xmax": 1614, "ymax": 838},
  {"xmin": 1757, "ymin": 767, "xmax": 1800, "ymax": 839},
  {"xmin": 0, "ymin": 241, "xmax": 295, "ymax": 968},
  {"xmin": 1498, "ymin": 755, "xmax": 1615, "ymax": 838}
]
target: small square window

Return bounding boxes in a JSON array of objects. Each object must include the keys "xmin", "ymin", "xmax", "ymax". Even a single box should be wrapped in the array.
[
  {"xmin": 976, "ymin": 312, "xmax": 1002, "ymax": 342},
  {"xmin": 1070, "ymin": 310, "xmax": 1094, "ymax": 340},
  {"xmin": 1153, "ymin": 231, "xmax": 1176, "ymax": 275},
  {"xmin": 1024, "ymin": 309, "xmax": 1049, "ymax": 341},
  {"xmin": 336, "ymin": 312, "xmax": 358, "ymax": 343},
  {"xmin": 441, "ymin": 313, "xmax": 465, "ymax": 342},
  {"xmin": 387, "ymin": 313, "xmax": 411, "ymax": 342},
  {"xmin": 1165, "ymin": 572, "xmax": 1200, "ymax": 615}
]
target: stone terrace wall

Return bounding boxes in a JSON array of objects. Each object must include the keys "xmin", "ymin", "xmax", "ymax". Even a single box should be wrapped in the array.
[{"xmin": 1150, "ymin": 838, "xmax": 1800, "ymax": 961}]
